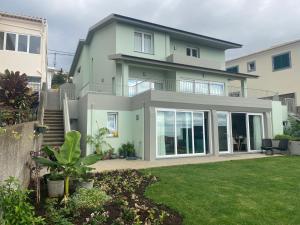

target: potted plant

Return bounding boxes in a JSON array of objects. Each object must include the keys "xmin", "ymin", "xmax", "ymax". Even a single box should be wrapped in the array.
[
  {"xmin": 46, "ymin": 172, "xmax": 64, "ymax": 197},
  {"xmin": 119, "ymin": 142, "xmax": 136, "ymax": 160},
  {"xmin": 34, "ymin": 131, "xmax": 101, "ymax": 204},
  {"xmin": 118, "ymin": 146, "xmax": 126, "ymax": 159},
  {"xmin": 86, "ymin": 126, "xmax": 112, "ymax": 155},
  {"xmin": 75, "ymin": 166, "xmax": 95, "ymax": 190}
]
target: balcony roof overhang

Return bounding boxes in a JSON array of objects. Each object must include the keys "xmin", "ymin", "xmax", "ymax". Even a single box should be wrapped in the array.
[{"xmin": 109, "ymin": 54, "xmax": 259, "ymax": 80}]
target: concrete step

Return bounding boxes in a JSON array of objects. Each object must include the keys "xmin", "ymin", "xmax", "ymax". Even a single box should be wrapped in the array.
[
  {"xmin": 44, "ymin": 134, "xmax": 64, "ymax": 138},
  {"xmin": 43, "ymin": 137, "xmax": 64, "ymax": 142},
  {"xmin": 42, "ymin": 142, "xmax": 64, "ymax": 147}
]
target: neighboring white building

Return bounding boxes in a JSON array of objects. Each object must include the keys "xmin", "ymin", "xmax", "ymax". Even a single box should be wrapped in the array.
[
  {"xmin": 226, "ymin": 39, "xmax": 300, "ymax": 114},
  {"xmin": 0, "ymin": 11, "xmax": 48, "ymax": 92}
]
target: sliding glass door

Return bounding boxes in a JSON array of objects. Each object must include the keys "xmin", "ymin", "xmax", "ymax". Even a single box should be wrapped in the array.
[
  {"xmin": 156, "ymin": 109, "xmax": 206, "ymax": 157},
  {"xmin": 247, "ymin": 113, "xmax": 264, "ymax": 151},
  {"xmin": 217, "ymin": 112, "xmax": 230, "ymax": 153}
]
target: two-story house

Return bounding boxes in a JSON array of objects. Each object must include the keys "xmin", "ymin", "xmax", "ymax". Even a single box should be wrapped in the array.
[
  {"xmin": 0, "ymin": 11, "xmax": 48, "ymax": 92},
  {"xmin": 68, "ymin": 14, "xmax": 285, "ymax": 160},
  {"xmin": 226, "ymin": 39, "xmax": 300, "ymax": 115}
]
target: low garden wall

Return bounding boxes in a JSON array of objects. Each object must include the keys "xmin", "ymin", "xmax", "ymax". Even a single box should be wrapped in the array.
[{"xmin": 0, "ymin": 121, "xmax": 41, "ymax": 187}]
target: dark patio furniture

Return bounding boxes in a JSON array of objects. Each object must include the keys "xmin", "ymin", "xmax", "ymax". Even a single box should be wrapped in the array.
[{"xmin": 263, "ymin": 139, "xmax": 289, "ymax": 155}]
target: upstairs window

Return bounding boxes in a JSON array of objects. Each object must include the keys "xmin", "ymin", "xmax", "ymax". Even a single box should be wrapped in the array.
[
  {"xmin": 18, "ymin": 35, "xmax": 28, "ymax": 52},
  {"xmin": 0, "ymin": 32, "xmax": 4, "ymax": 50},
  {"xmin": 6, "ymin": 33, "xmax": 16, "ymax": 51},
  {"xmin": 247, "ymin": 61, "xmax": 256, "ymax": 72},
  {"xmin": 226, "ymin": 66, "xmax": 239, "ymax": 73},
  {"xmin": 29, "ymin": 36, "xmax": 41, "ymax": 54},
  {"xmin": 134, "ymin": 31, "xmax": 153, "ymax": 54},
  {"xmin": 186, "ymin": 47, "xmax": 199, "ymax": 58},
  {"xmin": 107, "ymin": 112, "xmax": 118, "ymax": 137},
  {"xmin": 272, "ymin": 52, "xmax": 291, "ymax": 71}
]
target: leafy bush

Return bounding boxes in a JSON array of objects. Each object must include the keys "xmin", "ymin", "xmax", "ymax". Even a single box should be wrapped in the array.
[
  {"xmin": 86, "ymin": 126, "xmax": 112, "ymax": 155},
  {"xmin": 118, "ymin": 142, "xmax": 136, "ymax": 157},
  {"xmin": 71, "ymin": 188, "xmax": 111, "ymax": 212},
  {"xmin": 284, "ymin": 117, "xmax": 300, "ymax": 138},
  {"xmin": 43, "ymin": 198, "xmax": 73, "ymax": 225},
  {"xmin": 274, "ymin": 134, "xmax": 300, "ymax": 141},
  {"xmin": 0, "ymin": 177, "xmax": 45, "ymax": 225}
]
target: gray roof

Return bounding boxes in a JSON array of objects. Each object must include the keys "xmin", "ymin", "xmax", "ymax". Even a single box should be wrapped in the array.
[
  {"xmin": 70, "ymin": 14, "xmax": 242, "ymax": 75},
  {"xmin": 109, "ymin": 54, "xmax": 259, "ymax": 79}
]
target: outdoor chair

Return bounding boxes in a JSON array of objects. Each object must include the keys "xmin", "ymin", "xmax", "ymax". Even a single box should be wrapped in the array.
[
  {"xmin": 273, "ymin": 139, "xmax": 289, "ymax": 155},
  {"xmin": 261, "ymin": 139, "xmax": 273, "ymax": 154}
]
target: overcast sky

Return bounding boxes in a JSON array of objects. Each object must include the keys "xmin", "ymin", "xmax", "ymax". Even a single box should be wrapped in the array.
[{"xmin": 2, "ymin": 0, "xmax": 300, "ymax": 71}]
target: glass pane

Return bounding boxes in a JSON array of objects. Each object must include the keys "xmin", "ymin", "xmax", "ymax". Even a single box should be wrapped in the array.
[
  {"xmin": 192, "ymin": 49, "xmax": 198, "ymax": 57},
  {"xmin": 186, "ymin": 48, "xmax": 191, "ymax": 56},
  {"xmin": 144, "ymin": 34, "xmax": 152, "ymax": 53},
  {"xmin": 137, "ymin": 81, "xmax": 151, "ymax": 93},
  {"xmin": 0, "ymin": 32, "xmax": 4, "ymax": 50},
  {"xmin": 217, "ymin": 112, "xmax": 229, "ymax": 152},
  {"xmin": 195, "ymin": 81, "xmax": 209, "ymax": 94},
  {"xmin": 29, "ymin": 36, "xmax": 41, "ymax": 54},
  {"xmin": 6, "ymin": 33, "xmax": 16, "ymax": 51},
  {"xmin": 157, "ymin": 111, "xmax": 175, "ymax": 156},
  {"xmin": 18, "ymin": 35, "xmax": 28, "ymax": 52},
  {"xmin": 107, "ymin": 114, "xmax": 117, "ymax": 132},
  {"xmin": 176, "ymin": 112, "xmax": 193, "ymax": 154},
  {"xmin": 226, "ymin": 66, "xmax": 238, "ymax": 73},
  {"xmin": 249, "ymin": 115, "xmax": 263, "ymax": 150},
  {"xmin": 273, "ymin": 53, "xmax": 290, "ymax": 70},
  {"xmin": 134, "ymin": 32, "xmax": 142, "ymax": 52},
  {"xmin": 210, "ymin": 83, "xmax": 224, "ymax": 96},
  {"xmin": 179, "ymin": 80, "xmax": 193, "ymax": 93},
  {"xmin": 194, "ymin": 112, "xmax": 205, "ymax": 153}
]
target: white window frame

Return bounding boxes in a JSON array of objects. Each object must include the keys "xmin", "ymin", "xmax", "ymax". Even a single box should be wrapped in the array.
[
  {"xmin": 107, "ymin": 112, "xmax": 118, "ymax": 137},
  {"xmin": 217, "ymin": 111, "xmax": 231, "ymax": 154},
  {"xmin": 247, "ymin": 61, "xmax": 256, "ymax": 72},
  {"xmin": 186, "ymin": 47, "xmax": 199, "ymax": 58},
  {"xmin": 134, "ymin": 31, "xmax": 153, "ymax": 54},
  {"xmin": 5, "ymin": 32, "xmax": 17, "ymax": 51},
  {"xmin": 17, "ymin": 34, "xmax": 30, "ymax": 53},
  {"xmin": 155, "ymin": 108, "xmax": 209, "ymax": 159}
]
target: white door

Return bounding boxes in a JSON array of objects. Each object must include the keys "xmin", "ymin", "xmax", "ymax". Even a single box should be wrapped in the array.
[{"xmin": 247, "ymin": 113, "xmax": 264, "ymax": 151}]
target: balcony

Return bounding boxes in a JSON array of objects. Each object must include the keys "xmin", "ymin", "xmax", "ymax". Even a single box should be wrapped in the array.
[{"xmin": 166, "ymin": 54, "xmax": 224, "ymax": 70}]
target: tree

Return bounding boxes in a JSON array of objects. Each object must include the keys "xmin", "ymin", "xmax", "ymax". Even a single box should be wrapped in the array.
[{"xmin": 51, "ymin": 69, "xmax": 68, "ymax": 89}]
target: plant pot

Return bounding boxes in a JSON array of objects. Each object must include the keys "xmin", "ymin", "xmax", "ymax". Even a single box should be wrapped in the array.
[
  {"xmin": 47, "ymin": 179, "xmax": 64, "ymax": 197},
  {"xmin": 111, "ymin": 153, "xmax": 118, "ymax": 159},
  {"xmin": 77, "ymin": 179, "xmax": 94, "ymax": 190}
]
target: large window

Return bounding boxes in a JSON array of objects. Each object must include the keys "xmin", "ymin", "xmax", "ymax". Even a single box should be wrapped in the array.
[
  {"xmin": 0, "ymin": 32, "xmax": 41, "ymax": 54},
  {"xmin": 18, "ymin": 34, "xmax": 28, "ymax": 52},
  {"xmin": 0, "ymin": 32, "xmax": 4, "ymax": 50},
  {"xmin": 6, "ymin": 33, "xmax": 16, "ymax": 51},
  {"xmin": 156, "ymin": 109, "xmax": 207, "ymax": 157},
  {"xmin": 107, "ymin": 112, "xmax": 118, "ymax": 137},
  {"xmin": 29, "ymin": 36, "xmax": 41, "ymax": 54},
  {"xmin": 272, "ymin": 52, "xmax": 291, "ymax": 71},
  {"xmin": 134, "ymin": 31, "xmax": 153, "ymax": 54},
  {"xmin": 226, "ymin": 66, "xmax": 239, "ymax": 73},
  {"xmin": 179, "ymin": 80, "xmax": 224, "ymax": 96}
]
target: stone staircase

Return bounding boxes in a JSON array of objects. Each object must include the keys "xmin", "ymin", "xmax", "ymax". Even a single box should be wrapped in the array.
[{"xmin": 42, "ymin": 110, "xmax": 65, "ymax": 147}]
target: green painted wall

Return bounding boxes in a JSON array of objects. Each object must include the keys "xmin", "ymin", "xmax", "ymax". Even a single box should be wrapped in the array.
[
  {"xmin": 170, "ymin": 39, "xmax": 225, "ymax": 67},
  {"xmin": 116, "ymin": 22, "xmax": 170, "ymax": 60},
  {"xmin": 86, "ymin": 108, "xmax": 144, "ymax": 158}
]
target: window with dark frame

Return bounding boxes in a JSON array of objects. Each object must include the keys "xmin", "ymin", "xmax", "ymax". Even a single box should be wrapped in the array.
[
  {"xmin": 226, "ymin": 66, "xmax": 239, "ymax": 73},
  {"xmin": 272, "ymin": 52, "xmax": 291, "ymax": 71},
  {"xmin": 6, "ymin": 33, "xmax": 16, "ymax": 51},
  {"xmin": 0, "ymin": 32, "xmax": 4, "ymax": 50},
  {"xmin": 247, "ymin": 61, "xmax": 256, "ymax": 72}
]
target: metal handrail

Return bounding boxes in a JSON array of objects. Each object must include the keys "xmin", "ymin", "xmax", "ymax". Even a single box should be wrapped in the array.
[{"xmin": 63, "ymin": 92, "xmax": 71, "ymax": 133}]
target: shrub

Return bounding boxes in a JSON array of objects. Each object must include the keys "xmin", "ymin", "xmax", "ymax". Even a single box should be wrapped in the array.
[
  {"xmin": 71, "ymin": 188, "xmax": 111, "ymax": 212},
  {"xmin": 118, "ymin": 142, "xmax": 136, "ymax": 157},
  {"xmin": 0, "ymin": 177, "xmax": 45, "ymax": 225},
  {"xmin": 43, "ymin": 198, "xmax": 73, "ymax": 225},
  {"xmin": 274, "ymin": 134, "xmax": 293, "ymax": 140}
]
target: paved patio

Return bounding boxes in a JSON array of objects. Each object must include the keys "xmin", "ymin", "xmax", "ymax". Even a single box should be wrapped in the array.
[{"xmin": 93, "ymin": 153, "xmax": 277, "ymax": 172}]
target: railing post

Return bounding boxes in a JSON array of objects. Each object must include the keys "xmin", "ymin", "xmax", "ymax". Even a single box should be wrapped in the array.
[{"xmin": 241, "ymin": 79, "xmax": 248, "ymax": 97}]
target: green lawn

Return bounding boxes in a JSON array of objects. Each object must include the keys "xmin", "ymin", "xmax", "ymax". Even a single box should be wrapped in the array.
[{"xmin": 144, "ymin": 156, "xmax": 300, "ymax": 225}]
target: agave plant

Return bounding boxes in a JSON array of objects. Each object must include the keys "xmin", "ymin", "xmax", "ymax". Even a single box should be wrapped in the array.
[{"xmin": 34, "ymin": 131, "xmax": 101, "ymax": 204}]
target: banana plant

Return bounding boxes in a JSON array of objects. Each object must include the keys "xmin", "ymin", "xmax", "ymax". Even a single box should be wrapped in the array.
[{"xmin": 34, "ymin": 131, "xmax": 101, "ymax": 204}]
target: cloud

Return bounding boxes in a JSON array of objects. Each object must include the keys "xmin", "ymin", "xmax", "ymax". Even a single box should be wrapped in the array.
[{"xmin": 1, "ymin": 0, "xmax": 300, "ymax": 70}]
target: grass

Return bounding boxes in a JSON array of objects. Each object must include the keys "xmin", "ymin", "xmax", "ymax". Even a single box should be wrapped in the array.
[{"xmin": 144, "ymin": 156, "xmax": 300, "ymax": 225}]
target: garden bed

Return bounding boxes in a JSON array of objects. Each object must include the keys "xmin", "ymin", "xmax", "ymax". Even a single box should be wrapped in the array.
[{"xmin": 35, "ymin": 170, "xmax": 182, "ymax": 225}]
